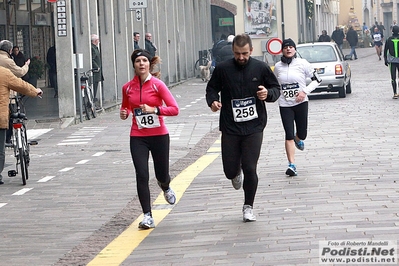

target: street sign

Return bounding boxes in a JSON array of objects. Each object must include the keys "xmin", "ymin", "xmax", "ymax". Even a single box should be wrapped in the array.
[
  {"xmin": 266, "ymin": 38, "xmax": 282, "ymax": 55},
  {"xmin": 135, "ymin": 10, "xmax": 142, "ymax": 21},
  {"xmin": 129, "ymin": 0, "xmax": 147, "ymax": 9}
]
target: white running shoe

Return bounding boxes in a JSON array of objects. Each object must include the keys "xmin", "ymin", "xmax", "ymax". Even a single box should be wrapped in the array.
[
  {"xmin": 157, "ymin": 181, "xmax": 176, "ymax": 205},
  {"xmin": 138, "ymin": 213, "xmax": 155, "ymax": 229},
  {"xmin": 231, "ymin": 173, "xmax": 242, "ymax": 190},
  {"xmin": 164, "ymin": 188, "xmax": 176, "ymax": 205},
  {"xmin": 242, "ymin": 205, "xmax": 256, "ymax": 222}
]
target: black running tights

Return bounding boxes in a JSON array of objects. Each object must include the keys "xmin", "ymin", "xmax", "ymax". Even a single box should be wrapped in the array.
[
  {"xmin": 279, "ymin": 101, "xmax": 309, "ymax": 141},
  {"xmin": 130, "ymin": 134, "xmax": 171, "ymax": 214},
  {"xmin": 389, "ymin": 63, "xmax": 399, "ymax": 94},
  {"xmin": 221, "ymin": 131, "xmax": 263, "ymax": 206}
]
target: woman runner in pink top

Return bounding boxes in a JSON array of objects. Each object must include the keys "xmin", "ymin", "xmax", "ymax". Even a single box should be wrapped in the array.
[{"xmin": 120, "ymin": 49, "xmax": 179, "ymax": 229}]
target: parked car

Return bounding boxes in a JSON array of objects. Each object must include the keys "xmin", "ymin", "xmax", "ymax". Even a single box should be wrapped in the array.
[{"xmin": 296, "ymin": 42, "xmax": 352, "ymax": 98}]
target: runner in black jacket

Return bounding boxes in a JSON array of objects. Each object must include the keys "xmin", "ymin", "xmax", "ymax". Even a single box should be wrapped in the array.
[{"xmin": 206, "ymin": 34, "xmax": 280, "ymax": 222}]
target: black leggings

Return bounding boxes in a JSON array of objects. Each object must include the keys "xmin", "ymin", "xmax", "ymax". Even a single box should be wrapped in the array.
[
  {"xmin": 130, "ymin": 134, "xmax": 171, "ymax": 214},
  {"xmin": 279, "ymin": 101, "xmax": 309, "ymax": 140},
  {"xmin": 389, "ymin": 63, "xmax": 399, "ymax": 94},
  {"xmin": 221, "ymin": 131, "xmax": 263, "ymax": 206}
]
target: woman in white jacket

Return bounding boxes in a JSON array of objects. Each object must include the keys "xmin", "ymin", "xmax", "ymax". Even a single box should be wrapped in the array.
[{"xmin": 273, "ymin": 39, "xmax": 321, "ymax": 176}]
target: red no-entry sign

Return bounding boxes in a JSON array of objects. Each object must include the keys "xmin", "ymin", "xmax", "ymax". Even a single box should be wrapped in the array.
[{"xmin": 266, "ymin": 38, "xmax": 282, "ymax": 55}]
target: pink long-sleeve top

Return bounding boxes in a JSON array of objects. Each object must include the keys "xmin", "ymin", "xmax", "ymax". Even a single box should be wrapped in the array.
[{"xmin": 121, "ymin": 74, "xmax": 179, "ymax": 137}]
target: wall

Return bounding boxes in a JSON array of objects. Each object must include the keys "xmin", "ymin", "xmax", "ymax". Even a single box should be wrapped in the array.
[{"xmin": 53, "ymin": 0, "xmax": 213, "ymax": 118}]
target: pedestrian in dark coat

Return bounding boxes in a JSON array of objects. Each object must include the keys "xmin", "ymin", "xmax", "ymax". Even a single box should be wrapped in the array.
[
  {"xmin": 144, "ymin": 33, "xmax": 157, "ymax": 57},
  {"xmin": 91, "ymin": 34, "xmax": 104, "ymax": 101},
  {"xmin": 346, "ymin": 26, "xmax": 358, "ymax": 60},
  {"xmin": 46, "ymin": 45, "xmax": 58, "ymax": 97},
  {"xmin": 318, "ymin": 30, "xmax": 331, "ymax": 42},
  {"xmin": 331, "ymin": 26, "xmax": 345, "ymax": 51}
]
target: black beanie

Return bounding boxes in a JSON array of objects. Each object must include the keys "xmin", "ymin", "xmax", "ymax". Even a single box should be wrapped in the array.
[
  {"xmin": 393, "ymin": 26, "xmax": 399, "ymax": 35},
  {"xmin": 282, "ymin": 38, "xmax": 296, "ymax": 49}
]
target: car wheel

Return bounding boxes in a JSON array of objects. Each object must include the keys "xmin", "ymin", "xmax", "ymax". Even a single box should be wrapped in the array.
[
  {"xmin": 338, "ymin": 86, "xmax": 346, "ymax": 98},
  {"xmin": 346, "ymin": 80, "xmax": 352, "ymax": 94}
]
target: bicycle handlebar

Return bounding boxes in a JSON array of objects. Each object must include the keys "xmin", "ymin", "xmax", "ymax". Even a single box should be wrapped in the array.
[{"xmin": 81, "ymin": 68, "xmax": 100, "ymax": 76}]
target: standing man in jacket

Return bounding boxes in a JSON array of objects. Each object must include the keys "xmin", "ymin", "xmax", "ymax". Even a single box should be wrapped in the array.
[
  {"xmin": 346, "ymin": 26, "xmax": 359, "ymax": 60},
  {"xmin": 331, "ymin": 26, "xmax": 345, "ymax": 52},
  {"xmin": 91, "ymin": 34, "xmax": 103, "ymax": 102},
  {"xmin": 206, "ymin": 34, "xmax": 280, "ymax": 222},
  {"xmin": 133, "ymin": 32, "xmax": 140, "ymax": 50},
  {"xmin": 144, "ymin": 33, "xmax": 157, "ymax": 57}
]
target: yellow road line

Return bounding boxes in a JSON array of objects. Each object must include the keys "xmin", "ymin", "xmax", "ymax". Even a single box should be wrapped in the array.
[{"xmin": 87, "ymin": 146, "xmax": 220, "ymax": 266}]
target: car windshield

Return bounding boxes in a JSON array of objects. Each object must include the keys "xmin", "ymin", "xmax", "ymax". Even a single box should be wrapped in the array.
[{"xmin": 297, "ymin": 45, "xmax": 337, "ymax": 63}]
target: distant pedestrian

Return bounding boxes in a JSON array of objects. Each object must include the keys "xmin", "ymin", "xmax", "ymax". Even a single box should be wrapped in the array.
[
  {"xmin": 383, "ymin": 25, "xmax": 399, "ymax": 99},
  {"xmin": 371, "ymin": 27, "xmax": 383, "ymax": 60},
  {"xmin": 390, "ymin": 20, "xmax": 397, "ymax": 31},
  {"xmin": 91, "ymin": 34, "xmax": 104, "ymax": 102},
  {"xmin": 318, "ymin": 30, "xmax": 331, "ymax": 42},
  {"xmin": 206, "ymin": 34, "xmax": 280, "ymax": 222},
  {"xmin": 362, "ymin": 22, "xmax": 369, "ymax": 34},
  {"xmin": 379, "ymin": 22, "xmax": 386, "ymax": 33},
  {"xmin": 0, "ymin": 66, "xmax": 43, "ymax": 185},
  {"xmin": 331, "ymin": 26, "xmax": 345, "ymax": 51},
  {"xmin": 133, "ymin": 32, "xmax": 140, "ymax": 50},
  {"xmin": 120, "ymin": 49, "xmax": 179, "ymax": 229},
  {"xmin": 46, "ymin": 45, "xmax": 58, "ymax": 97},
  {"xmin": 144, "ymin": 33, "xmax": 157, "ymax": 57},
  {"xmin": 212, "ymin": 34, "xmax": 228, "ymax": 66},
  {"xmin": 11, "ymin": 46, "xmax": 28, "ymax": 82},
  {"xmin": 346, "ymin": 26, "xmax": 358, "ymax": 60},
  {"xmin": 217, "ymin": 34, "xmax": 234, "ymax": 62}
]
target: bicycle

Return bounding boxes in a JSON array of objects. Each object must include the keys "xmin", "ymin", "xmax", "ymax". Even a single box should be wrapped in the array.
[
  {"xmin": 194, "ymin": 49, "xmax": 214, "ymax": 73},
  {"xmin": 7, "ymin": 95, "xmax": 38, "ymax": 185},
  {"xmin": 80, "ymin": 69, "xmax": 98, "ymax": 120}
]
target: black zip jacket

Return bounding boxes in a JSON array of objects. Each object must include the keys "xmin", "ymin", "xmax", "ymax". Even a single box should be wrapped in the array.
[{"xmin": 206, "ymin": 57, "xmax": 280, "ymax": 135}]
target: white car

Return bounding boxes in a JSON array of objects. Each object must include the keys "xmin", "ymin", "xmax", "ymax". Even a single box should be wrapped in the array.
[{"xmin": 296, "ymin": 42, "xmax": 352, "ymax": 98}]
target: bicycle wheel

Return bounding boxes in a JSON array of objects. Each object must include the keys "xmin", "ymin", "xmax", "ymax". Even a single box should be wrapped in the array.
[
  {"xmin": 194, "ymin": 57, "xmax": 209, "ymax": 72},
  {"xmin": 16, "ymin": 129, "xmax": 27, "ymax": 185},
  {"xmin": 86, "ymin": 87, "xmax": 97, "ymax": 118},
  {"xmin": 82, "ymin": 90, "xmax": 91, "ymax": 120},
  {"xmin": 21, "ymin": 124, "xmax": 30, "ymax": 171},
  {"xmin": 19, "ymin": 147, "xmax": 27, "ymax": 185}
]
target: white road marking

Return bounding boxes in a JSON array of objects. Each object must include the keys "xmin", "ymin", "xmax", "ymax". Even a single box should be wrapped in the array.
[
  {"xmin": 27, "ymin": 129, "xmax": 53, "ymax": 140},
  {"xmin": 62, "ymin": 139, "xmax": 92, "ymax": 142},
  {"xmin": 93, "ymin": 152, "xmax": 105, "ymax": 157},
  {"xmin": 12, "ymin": 188, "xmax": 33, "ymax": 195},
  {"xmin": 76, "ymin": 159, "xmax": 90, "ymax": 164},
  {"xmin": 0, "ymin": 203, "xmax": 7, "ymax": 208},
  {"xmin": 59, "ymin": 167, "xmax": 74, "ymax": 172},
  {"xmin": 57, "ymin": 142, "xmax": 88, "ymax": 145},
  {"xmin": 67, "ymin": 135, "xmax": 95, "ymax": 138},
  {"xmin": 58, "ymin": 127, "xmax": 107, "ymax": 145},
  {"xmin": 37, "ymin": 176, "xmax": 55, "ymax": 182}
]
